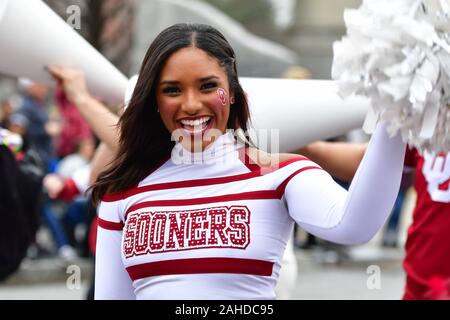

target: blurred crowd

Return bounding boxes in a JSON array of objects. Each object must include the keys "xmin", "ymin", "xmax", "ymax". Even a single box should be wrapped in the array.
[{"xmin": 0, "ymin": 79, "xmax": 97, "ymax": 271}]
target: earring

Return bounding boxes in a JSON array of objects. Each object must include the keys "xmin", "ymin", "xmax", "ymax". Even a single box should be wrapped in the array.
[
  {"xmin": 157, "ymin": 108, "xmax": 160, "ymax": 113},
  {"xmin": 230, "ymin": 97, "xmax": 235, "ymax": 105}
]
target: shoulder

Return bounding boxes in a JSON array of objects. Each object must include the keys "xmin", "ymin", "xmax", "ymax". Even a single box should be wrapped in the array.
[{"xmin": 246, "ymin": 147, "xmax": 306, "ymax": 168}]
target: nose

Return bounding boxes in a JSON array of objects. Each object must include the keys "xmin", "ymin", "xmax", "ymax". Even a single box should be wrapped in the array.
[{"xmin": 181, "ymin": 90, "xmax": 202, "ymax": 115}]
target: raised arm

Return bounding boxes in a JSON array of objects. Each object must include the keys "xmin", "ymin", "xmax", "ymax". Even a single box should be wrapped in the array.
[
  {"xmin": 285, "ymin": 123, "xmax": 406, "ymax": 245},
  {"xmin": 47, "ymin": 66, "xmax": 120, "ymax": 152}
]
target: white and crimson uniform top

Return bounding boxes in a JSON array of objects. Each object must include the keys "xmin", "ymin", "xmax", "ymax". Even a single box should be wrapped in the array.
[
  {"xmin": 403, "ymin": 149, "xmax": 450, "ymax": 299},
  {"xmin": 95, "ymin": 124, "xmax": 406, "ymax": 300}
]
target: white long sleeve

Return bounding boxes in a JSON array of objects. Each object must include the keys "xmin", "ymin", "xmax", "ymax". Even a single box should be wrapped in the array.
[
  {"xmin": 95, "ymin": 201, "xmax": 136, "ymax": 300},
  {"xmin": 285, "ymin": 123, "xmax": 406, "ymax": 245}
]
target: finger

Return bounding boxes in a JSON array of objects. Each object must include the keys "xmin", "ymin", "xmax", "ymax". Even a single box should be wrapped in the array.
[
  {"xmin": 45, "ymin": 66, "xmax": 65, "ymax": 86},
  {"xmin": 46, "ymin": 65, "xmax": 62, "ymax": 73},
  {"xmin": 46, "ymin": 65, "xmax": 66, "ymax": 79}
]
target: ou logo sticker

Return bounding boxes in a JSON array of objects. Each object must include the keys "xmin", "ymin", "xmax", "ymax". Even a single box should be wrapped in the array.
[
  {"xmin": 216, "ymin": 88, "xmax": 228, "ymax": 106},
  {"xmin": 423, "ymin": 151, "xmax": 450, "ymax": 203}
]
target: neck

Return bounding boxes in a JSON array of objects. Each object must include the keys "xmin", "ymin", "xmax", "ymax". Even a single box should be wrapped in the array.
[{"xmin": 171, "ymin": 131, "xmax": 241, "ymax": 165}]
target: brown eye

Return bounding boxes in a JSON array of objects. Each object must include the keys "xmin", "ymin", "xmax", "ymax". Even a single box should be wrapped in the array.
[
  {"xmin": 200, "ymin": 81, "xmax": 218, "ymax": 91},
  {"xmin": 162, "ymin": 86, "xmax": 180, "ymax": 95}
]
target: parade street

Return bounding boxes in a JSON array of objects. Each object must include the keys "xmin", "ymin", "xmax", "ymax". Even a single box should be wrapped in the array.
[{"xmin": 0, "ymin": 243, "xmax": 405, "ymax": 300}]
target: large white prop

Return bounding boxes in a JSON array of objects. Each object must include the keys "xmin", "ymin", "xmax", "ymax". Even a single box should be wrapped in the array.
[
  {"xmin": 126, "ymin": 76, "xmax": 369, "ymax": 152},
  {"xmin": 240, "ymin": 78, "xmax": 369, "ymax": 152},
  {"xmin": 0, "ymin": 0, "xmax": 127, "ymax": 104}
]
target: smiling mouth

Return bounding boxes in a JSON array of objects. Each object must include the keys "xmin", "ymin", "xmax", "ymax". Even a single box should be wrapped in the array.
[{"xmin": 179, "ymin": 116, "xmax": 213, "ymax": 135}]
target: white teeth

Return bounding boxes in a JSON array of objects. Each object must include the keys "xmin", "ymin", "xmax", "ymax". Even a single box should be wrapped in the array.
[{"xmin": 180, "ymin": 117, "xmax": 210, "ymax": 126}]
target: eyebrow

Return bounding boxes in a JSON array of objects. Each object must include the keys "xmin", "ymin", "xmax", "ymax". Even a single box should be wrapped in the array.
[
  {"xmin": 199, "ymin": 75, "xmax": 219, "ymax": 82},
  {"xmin": 159, "ymin": 75, "xmax": 219, "ymax": 86}
]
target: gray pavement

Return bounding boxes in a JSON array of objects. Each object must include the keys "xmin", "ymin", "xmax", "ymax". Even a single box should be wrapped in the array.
[
  {"xmin": 0, "ymin": 282, "xmax": 90, "ymax": 300},
  {"xmin": 0, "ymin": 256, "xmax": 93, "ymax": 300},
  {"xmin": 292, "ymin": 245, "xmax": 405, "ymax": 300}
]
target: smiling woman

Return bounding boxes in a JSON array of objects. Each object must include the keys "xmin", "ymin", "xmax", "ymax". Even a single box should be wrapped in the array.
[{"xmin": 51, "ymin": 23, "xmax": 407, "ymax": 300}]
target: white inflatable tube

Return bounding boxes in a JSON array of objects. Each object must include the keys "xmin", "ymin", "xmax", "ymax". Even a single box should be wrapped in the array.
[
  {"xmin": 0, "ymin": 0, "xmax": 127, "ymax": 104},
  {"xmin": 240, "ymin": 78, "xmax": 369, "ymax": 152}
]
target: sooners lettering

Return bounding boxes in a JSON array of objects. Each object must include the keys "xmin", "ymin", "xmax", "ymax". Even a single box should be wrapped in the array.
[{"xmin": 123, "ymin": 206, "xmax": 250, "ymax": 257}]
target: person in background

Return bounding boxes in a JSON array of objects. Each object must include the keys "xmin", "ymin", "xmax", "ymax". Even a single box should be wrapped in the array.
[
  {"xmin": 12, "ymin": 79, "xmax": 78, "ymax": 261},
  {"xmin": 56, "ymin": 137, "xmax": 95, "ymax": 256},
  {"xmin": 7, "ymin": 113, "xmax": 29, "ymax": 139},
  {"xmin": 0, "ymin": 126, "xmax": 43, "ymax": 281},
  {"xmin": 57, "ymin": 137, "xmax": 95, "ymax": 178},
  {"xmin": 298, "ymin": 140, "xmax": 450, "ymax": 299},
  {"xmin": 1, "ymin": 98, "xmax": 15, "ymax": 129},
  {"xmin": 43, "ymin": 144, "xmax": 115, "ymax": 299},
  {"xmin": 54, "ymin": 88, "xmax": 93, "ymax": 159},
  {"xmin": 15, "ymin": 79, "xmax": 52, "ymax": 170}
]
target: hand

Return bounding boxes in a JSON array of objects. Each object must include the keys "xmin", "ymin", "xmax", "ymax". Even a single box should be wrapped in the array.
[
  {"xmin": 46, "ymin": 66, "xmax": 92, "ymax": 106},
  {"xmin": 43, "ymin": 174, "xmax": 65, "ymax": 199}
]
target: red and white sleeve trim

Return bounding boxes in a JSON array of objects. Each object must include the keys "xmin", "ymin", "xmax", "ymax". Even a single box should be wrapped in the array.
[{"xmin": 97, "ymin": 217, "xmax": 124, "ymax": 231}]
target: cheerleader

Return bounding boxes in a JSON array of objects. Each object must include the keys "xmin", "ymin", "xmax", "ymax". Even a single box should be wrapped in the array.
[{"xmin": 49, "ymin": 23, "xmax": 405, "ymax": 300}]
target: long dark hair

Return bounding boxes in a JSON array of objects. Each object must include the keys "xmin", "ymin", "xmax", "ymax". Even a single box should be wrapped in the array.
[{"xmin": 91, "ymin": 23, "xmax": 251, "ymax": 204}]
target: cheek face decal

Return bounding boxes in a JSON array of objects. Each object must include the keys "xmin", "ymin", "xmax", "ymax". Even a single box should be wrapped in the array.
[{"xmin": 216, "ymin": 88, "xmax": 228, "ymax": 106}]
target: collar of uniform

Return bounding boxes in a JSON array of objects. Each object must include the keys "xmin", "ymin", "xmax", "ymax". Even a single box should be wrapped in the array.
[{"xmin": 171, "ymin": 131, "xmax": 241, "ymax": 165}]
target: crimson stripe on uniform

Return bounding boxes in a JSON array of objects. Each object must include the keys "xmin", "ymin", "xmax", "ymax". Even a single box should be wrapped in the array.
[
  {"xmin": 97, "ymin": 217, "xmax": 124, "ymax": 230},
  {"xmin": 126, "ymin": 257, "xmax": 274, "ymax": 280},
  {"xmin": 102, "ymin": 156, "xmax": 311, "ymax": 202},
  {"xmin": 238, "ymin": 147, "xmax": 261, "ymax": 172},
  {"xmin": 276, "ymin": 166, "xmax": 323, "ymax": 197},
  {"xmin": 125, "ymin": 190, "xmax": 278, "ymax": 216},
  {"xmin": 112, "ymin": 170, "xmax": 263, "ymax": 201}
]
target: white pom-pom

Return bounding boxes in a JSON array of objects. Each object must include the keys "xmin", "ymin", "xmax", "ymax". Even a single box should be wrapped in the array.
[{"xmin": 333, "ymin": 0, "xmax": 450, "ymax": 152}]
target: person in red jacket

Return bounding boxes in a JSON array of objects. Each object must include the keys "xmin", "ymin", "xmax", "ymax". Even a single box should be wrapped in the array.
[
  {"xmin": 299, "ymin": 141, "xmax": 450, "ymax": 299},
  {"xmin": 402, "ymin": 148, "xmax": 450, "ymax": 299}
]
